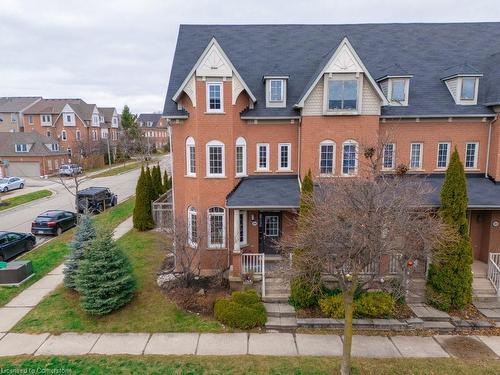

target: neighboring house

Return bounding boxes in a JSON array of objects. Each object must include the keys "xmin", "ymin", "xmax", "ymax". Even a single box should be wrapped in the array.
[
  {"xmin": 164, "ymin": 24, "xmax": 500, "ymax": 284},
  {"xmin": 23, "ymin": 99, "xmax": 105, "ymax": 168},
  {"xmin": 0, "ymin": 97, "xmax": 42, "ymax": 132},
  {"xmin": 0, "ymin": 131, "xmax": 67, "ymax": 177},
  {"xmin": 98, "ymin": 107, "xmax": 120, "ymax": 157},
  {"xmin": 137, "ymin": 113, "xmax": 169, "ymax": 151}
]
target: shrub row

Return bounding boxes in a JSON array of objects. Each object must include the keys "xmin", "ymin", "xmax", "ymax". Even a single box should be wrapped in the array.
[{"xmin": 319, "ymin": 291, "xmax": 396, "ymax": 319}]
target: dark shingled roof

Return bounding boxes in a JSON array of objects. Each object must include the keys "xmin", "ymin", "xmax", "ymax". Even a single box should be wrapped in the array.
[
  {"xmin": 164, "ymin": 23, "xmax": 500, "ymax": 118},
  {"xmin": 137, "ymin": 113, "xmax": 162, "ymax": 127},
  {"xmin": 0, "ymin": 97, "xmax": 41, "ymax": 113},
  {"xmin": 441, "ymin": 63, "xmax": 483, "ymax": 80},
  {"xmin": 0, "ymin": 132, "xmax": 65, "ymax": 157},
  {"xmin": 226, "ymin": 175, "xmax": 300, "ymax": 208}
]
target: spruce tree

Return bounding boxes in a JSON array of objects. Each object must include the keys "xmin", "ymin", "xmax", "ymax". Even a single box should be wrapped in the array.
[
  {"xmin": 63, "ymin": 215, "xmax": 96, "ymax": 289},
  {"xmin": 76, "ymin": 229, "xmax": 136, "ymax": 315},
  {"xmin": 163, "ymin": 170, "xmax": 172, "ymax": 191},
  {"xmin": 427, "ymin": 148, "xmax": 473, "ymax": 310},
  {"xmin": 299, "ymin": 169, "xmax": 314, "ymax": 226},
  {"xmin": 153, "ymin": 164, "xmax": 163, "ymax": 195},
  {"xmin": 133, "ymin": 166, "xmax": 154, "ymax": 231},
  {"xmin": 146, "ymin": 166, "xmax": 157, "ymax": 202}
]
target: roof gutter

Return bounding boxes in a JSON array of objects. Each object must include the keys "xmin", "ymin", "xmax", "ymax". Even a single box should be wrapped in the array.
[
  {"xmin": 380, "ymin": 114, "xmax": 496, "ymax": 119},
  {"xmin": 240, "ymin": 116, "xmax": 301, "ymax": 120}
]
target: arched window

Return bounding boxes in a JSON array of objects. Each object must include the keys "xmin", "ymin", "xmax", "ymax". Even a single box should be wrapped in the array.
[
  {"xmin": 319, "ymin": 140, "xmax": 336, "ymax": 176},
  {"xmin": 207, "ymin": 207, "xmax": 225, "ymax": 248},
  {"xmin": 187, "ymin": 206, "xmax": 197, "ymax": 247},
  {"xmin": 235, "ymin": 137, "xmax": 246, "ymax": 177},
  {"xmin": 342, "ymin": 140, "xmax": 358, "ymax": 176},
  {"xmin": 186, "ymin": 137, "xmax": 196, "ymax": 176},
  {"xmin": 206, "ymin": 140, "xmax": 225, "ymax": 177}
]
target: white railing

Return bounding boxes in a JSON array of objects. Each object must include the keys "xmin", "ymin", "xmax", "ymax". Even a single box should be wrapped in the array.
[
  {"xmin": 488, "ymin": 253, "xmax": 500, "ymax": 295},
  {"xmin": 241, "ymin": 253, "xmax": 265, "ymax": 297}
]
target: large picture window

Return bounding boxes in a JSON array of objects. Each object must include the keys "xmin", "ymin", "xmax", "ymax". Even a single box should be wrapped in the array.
[
  {"xmin": 208, "ymin": 207, "xmax": 225, "ymax": 248},
  {"xmin": 342, "ymin": 140, "xmax": 358, "ymax": 176},
  {"xmin": 235, "ymin": 137, "xmax": 246, "ymax": 177},
  {"xmin": 206, "ymin": 82, "xmax": 223, "ymax": 112},
  {"xmin": 206, "ymin": 141, "xmax": 225, "ymax": 177},
  {"xmin": 328, "ymin": 79, "xmax": 358, "ymax": 110},
  {"xmin": 186, "ymin": 137, "xmax": 196, "ymax": 176},
  {"xmin": 319, "ymin": 140, "xmax": 335, "ymax": 175}
]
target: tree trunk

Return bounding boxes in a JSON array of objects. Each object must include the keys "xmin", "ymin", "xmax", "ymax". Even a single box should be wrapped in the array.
[{"xmin": 341, "ymin": 287, "xmax": 355, "ymax": 375}]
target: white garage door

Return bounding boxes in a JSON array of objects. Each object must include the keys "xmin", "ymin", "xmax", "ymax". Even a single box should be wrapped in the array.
[{"xmin": 8, "ymin": 162, "xmax": 40, "ymax": 177}]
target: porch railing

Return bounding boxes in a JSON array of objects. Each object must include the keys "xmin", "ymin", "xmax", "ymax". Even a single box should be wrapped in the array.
[
  {"xmin": 488, "ymin": 253, "xmax": 500, "ymax": 295},
  {"xmin": 241, "ymin": 253, "xmax": 265, "ymax": 297}
]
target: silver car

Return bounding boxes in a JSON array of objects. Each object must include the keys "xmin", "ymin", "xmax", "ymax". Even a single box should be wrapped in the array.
[{"xmin": 0, "ymin": 177, "xmax": 25, "ymax": 193}]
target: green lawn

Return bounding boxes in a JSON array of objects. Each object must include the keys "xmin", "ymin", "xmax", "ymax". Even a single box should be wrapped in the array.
[
  {"xmin": 0, "ymin": 190, "xmax": 52, "ymax": 212},
  {"xmin": 0, "ymin": 197, "xmax": 135, "ymax": 307},
  {"xmin": 91, "ymin": 161, "xmax": 142, "ymax": 178},
  {"xmin": 13, "ymin": 229, "xmax": 222, "ymax": 333},
  {"xmin": 0, "ymin": 356, "xmax": 498, "ymax": 375}
]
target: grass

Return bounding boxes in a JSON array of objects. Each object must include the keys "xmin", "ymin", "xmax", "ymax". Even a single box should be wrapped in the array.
[
  {"xmin": 91, "ymin": 161, "xmax": 142, "ymax": 178},
  {"xmin": 0, "ymin": 356, "xmax": 499, "ymax": 374},
  {"xmin": 0, "ymin": 190, "xmax": 52, "ymax": 212},
  {"xmin": 13, "ymin": 229, "xmax": 222, "ymax": 333},
  {"xmin": 0, "ymin": 197, "xmax": 135, "ymax": 307}
]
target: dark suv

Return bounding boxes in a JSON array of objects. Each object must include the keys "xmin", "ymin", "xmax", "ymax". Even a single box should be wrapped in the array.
[{"xmin": 76, "ymin": 187, "xmax": 118, "ymax": 214}]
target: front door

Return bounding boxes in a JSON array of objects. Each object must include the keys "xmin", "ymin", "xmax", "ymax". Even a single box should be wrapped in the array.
[{"xmin": 259, "ymin": 212, "xmax": 281, "ymax": 254}]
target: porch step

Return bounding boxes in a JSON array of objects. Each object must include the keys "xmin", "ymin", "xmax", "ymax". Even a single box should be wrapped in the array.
[
  {"xmin": 265, "ymin": 316, "xmax": 298, "ymax": 330},
  {"xmin": 263, "ymin": 295, "xmax": 290, "ymax": 303},
  {"xmin": 264, "ymin": 303, "xmax": 296, "ymax": 318}
]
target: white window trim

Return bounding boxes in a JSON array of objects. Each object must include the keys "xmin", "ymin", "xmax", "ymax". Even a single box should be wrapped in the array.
[
  {"xmin": 186, "ymin": 137, "xmax": 196, "ymax": 177},
  {"xmin": 15, "ymin": 144, "xmax": 28, "ymax": 153},
  {"xmin": 41, "ymin": 114, "xmax": 52, "ymax": 127},
  {"xmin": 269, "ymin": 79, "xmax": 284, "ymax": 102},
  {"xmin": 206, "ymin": 140, "xmax": 225, "ymax": 178},
  {"xmin": 278, "ymin": 143, "xmax": 292, "ymax": 171},
  {"xmin": 436, "ymin": 142, "xmax": 451, "ymax": 169},
  {"xmin": 409, "ymin": 142, "xmax": 423, "ymax": 170},
  {"xmin": 11, "ymin": 113, "xmax": 17, "ymax": 123},
  {"xmin": 235, "ymin": 137, "xmax": 247, "ymax": 177},
  {"xmin": 76, "ymin": 130, "xmax": 81, "ymax": 141},
  {"xmin": 319, "ymin": 139, "xmax": 336, "ymax": 176},
  {"xmin": 63, "ymin": 113, "xmax": 75, "ymax": 127},
  {"xmin": 388, "ymin": 78, "xmax": 409, "ymax": 106},
  {"xmin": 460, "ymin": 77, "xmax": 476, "ymax": 101},
  {"xmin": 465, "ymin": 142, "xmax": 479, "ymax": 169},
  {"xmin": 187, "ymin": 207, "xmax": 197, "ymax": 248},
  {"xmin": 61, "ymin": 130, "xmax": 67, "ymax": 141},
  {"xmin": 323, "ymin": 74, "xmax": 362, "ymax": 115},
  {"xmin": 341, "ymin": 140, "xmax": 359, "ymax": 176},
  {"xmin": 256, "ymin": 143, "xmax": 270, "ymax": 172},
  {"xmin": 456, "ymin": 77, "xmax": 480, "ymax": 105},
  {"xmin": 28, "ymin": 115, "xmax": 33, "ymax": 124},
  {"xmin": 239, "ymin": 210, "xmax": 248, "ymax": 247},
  {"xmin": 206, "ymin": 82, "xmax": 224, "ymax": 113},
  {"xmin": 207, "ymin": 207, "xmax": 226, "ymax": 249},
  {"xmin": 382, "ymin": 143, "xmax": 396, "ymax": 170}
]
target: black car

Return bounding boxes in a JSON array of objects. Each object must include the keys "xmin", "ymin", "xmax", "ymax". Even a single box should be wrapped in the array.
[
  {"xmin": 76, "ymin": 187, "xmax": 117, "ymax": 214},
  {"xmin": 31, "ymin": 210, "xmax": 77, "ymax": 236},
  {"xmin": 0, "ymin": 231, "xmax": 36, "ymax": 261}
]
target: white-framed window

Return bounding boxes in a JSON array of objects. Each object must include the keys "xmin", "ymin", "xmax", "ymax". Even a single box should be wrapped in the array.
[
  {"xmin": 382, "ymin": 143, "xmax": 396, "ymax": 170},
  {"xmin": 465, "ymin": 142, "xmax": 479, "ymax": 169},
  {"xmin": 93, "ymin": 114, "xmax": 99, "ymax": 125},
  {"xmin": 436, "ymin": 142, "xmax": 451, "ymax": 169},
  {"xmin": 11, "ymin": 113, "xmax": 17, "ymax": 123},
  {"xmin": 256, "ymin": 143, "xmax": 270, "ymax": 171},
  {"xmin": 41, "ymin": 114, "xmax": 52, "ymax": 126},
  {"xmin": 147, "ymin": 121, "xmax": 153, "ymax": 127},
  {"xmin": 206, "ymin": 140, "xmax": 225, "ymax": 177},
  {"xmin": 15, "ymin": 144, "xmax": 28, "ymax": 153},
  {"xmin": 51, "ymin": 144, "xmax": 59, "ymax": 151},
  {"xmin": 63, "ymin": 113, "xmax": 75, "ymax": 126},
  {"xmin": 61, "ymin": 130, "xmax": 67, "ymax": 141},
  {"xmin": 112, "ymin": 130, "xmax": 117, "ymax": 141},
  {"xmin": 92, "ymin": 130, "xmax": 97, "ymax": 141},
  {"xmin": 76, "ymin": 130, "xmax": 81, "ymax": 141},
  {"xmin": 239, "ymin": 210, "xmax": 247, "ymax": 246},
  {"xmin": 342, "ymin": 140, "xmax": 358, "ymax": 176},
  {"xmin": 278, "ymin": 143, "xmax": 291, "ymax": 171},
  {"xmin": 269, "ymin": 80, "xmax": 284, "ymax": 102},
  {"xmin": 187, "ymin": 206, "xmax": 197, "ymax": 248},
  {"xmin": 208, "ymin": 207, "xmax": 225, "ymax": 248},
  {"xmin": 319, "ymin": 140, "xmax": 335, "ymax": 175},
  {"xmin": 390, "ymin": 79, "xmax": 406, "ymax": 102},
  {"xmin": 206, "ymin": 82, "xmax": 223, "ymax": 112},
  {"xmin": 410, "ymin": 143, "xmax": 423, "ymax": 169},
  {"xmin": 235, "ymin": 137, "xmax": 247, "ymax": 177},
  {"xmin": 112, "ymin": 117, "xmax": 118, "ymax": 126},
  {"xmin": 461, "ymin": 78, "xmax": 476, "ymax": 100},
  {"xmin": 101, "ymin": 129, "xmax": 108, "ymax": 139},
  {"xmin": 328, "ymin": 79, "xmax": 358, "ymax": 110},
  {"xmin": 186, "ymin": 137, "xmax": 196, "ymax": 176},
  {"xmin": 28, "ymin": 115, "xmax": 33, "ymax": 124}
]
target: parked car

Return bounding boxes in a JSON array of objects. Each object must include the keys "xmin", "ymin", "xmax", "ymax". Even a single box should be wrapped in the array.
[
  {"xmin": 76, "ymin": 187, "xmax": 117, "ymax": 214},
  {"xmin": 0, "ymin": 177, "xmax": 25, "ymax": 193},
  {"xmin": 0, "ymin": 231, "xmax": 36, "ymax": 261},
  {"xmin": 59, "ymin": 164, "xmax": 83, "ymax": 177},
  {"xmin": 31, "ymin": 210, "xmax": 77, "ymax": 236}
]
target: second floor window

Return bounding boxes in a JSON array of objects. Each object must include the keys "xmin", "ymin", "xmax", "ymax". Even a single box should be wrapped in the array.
[
  {"xmin": 235, "ymin": 137, "xmax": 246, "ymax": 177},
  {"xmin": 437, "ymin": 142, "xmax": 450, "ymax": 169},
  {"xmin": 319, "ymin": 140, "xmax": 335, "ymax": 175},
  {"xmin": 278, "ymin": 143, "xmax": 291, "ymax": 171},
  {"xmin": 328, "ymin": 79, "xmax": 357, "ymax": 110},
  {"xmin": 206, "ymin": 141, "xmax": 224, "ymax": 177},
  {"xmin": 92, "ymin": 130, "xmax": 97, "ymax": 141},
  {"xmin": 465, "ymin": 142, "xmax": 478, "ymax": 169},
  {"xmin": 11, "ymin": 113, "xmax": 17, "ymax": 123},
  {"xmin": 28, "ymin": 115, "xmax": 33, "ymax": 124},
  {"xmin": 61, "ymin": 130, "xmax": 67, "ymax": 141},
  {"xmin": 410, "ymin": 143, "xmax": 423, "ymax": 169},
  {"xmin": 342, "ymin": 140, "xmax": 358, "ymax": 176},
  {"xmin": 186, "ymin": 137, "xmax": 196, "ymax": 176},
  {"xmin": 41, "ymin": 114, "xmax": 52, "ymax": 125},
  {"xmin": 256, "ymin": 143, "xmax": 269, "ymax": 171},
  {"xmin": 15, "ymin": 144, "xmax": 28, "ymax": 153},
  {"xmin": 76, "ymin": 130, "xmax": 81, "ymax": 141},
  {"xmin": 383, "ymin": 143, "xmax": 395, "ymax": 169},
  {"xmin": 207, "ymin": 82, "xmax": 223, "ymax": 112}
]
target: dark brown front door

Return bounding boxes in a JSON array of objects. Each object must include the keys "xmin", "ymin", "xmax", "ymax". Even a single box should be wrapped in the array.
[{"xmin": 259, "ymin": 212, "xmax": 281, "ymax": 254}]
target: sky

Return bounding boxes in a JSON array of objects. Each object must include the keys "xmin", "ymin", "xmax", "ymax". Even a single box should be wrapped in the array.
[{"xmin": 0, "ymin": 0, "xmax": 499, "ymax": 114}]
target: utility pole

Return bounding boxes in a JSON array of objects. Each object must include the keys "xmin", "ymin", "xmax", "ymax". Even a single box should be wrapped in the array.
[{"xmin": 106, "ymin": 129, "xmax": 112, "ymax": 169}]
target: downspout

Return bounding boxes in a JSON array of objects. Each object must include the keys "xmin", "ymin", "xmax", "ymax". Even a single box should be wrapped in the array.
[
  {"xmin": 297, "ymin": 116, "xmax": 302, "ymax": 189},
  {"xmin": 167, "ymin": 121, "xmax": 176, "ymax": 269},
  {"xmin": 485, "ymin": 114, "xmax": 497, "ymax": 178}
]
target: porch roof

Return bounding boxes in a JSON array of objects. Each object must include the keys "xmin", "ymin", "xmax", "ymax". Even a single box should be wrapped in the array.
[
  {"xmin": 421, "ymin": 174, "xmax": 500, "ymax": 209},
  {"xmin": 226, "ymin": 175, "xmax": 300, "ymax": 209}
]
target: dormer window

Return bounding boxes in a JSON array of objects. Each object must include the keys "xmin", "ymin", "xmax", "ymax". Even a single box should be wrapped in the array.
[
  {"xmin": 270, "ymin": 80, "xmax": 283, "ymax": 102},
  {"xmin": 264, "ymin": 76, "xmax": 288, "ymax": 108},
  {"xmin": 206, "ymin": 82, "xmax": 223, "ymax": 113},
  {"xmin": 390, "ymin": 79, "xmax": 405, "ymax": 101},
  {"xmin": 441, "ymin": 64, "xmax": 482, "ymax": 105},
  {"xmin": 328, "ymin": 78, "xmax": 357, "ymax": 111},
  {"xmin": 460, "ymin": 77, "xmax": 476, "ymax": 100},
  {"xmin": 15, "ymin": 144, "xmax": 28, "ymax": 153}
]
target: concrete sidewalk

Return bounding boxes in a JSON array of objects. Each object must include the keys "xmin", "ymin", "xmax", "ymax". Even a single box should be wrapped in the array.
[
  {"xmin": 0, "ymin": 332, "xmax": 498, "ymax": 358},
  {"xmin": 0, "ymin": 217, "xmax": 134, "ymax": 333}
]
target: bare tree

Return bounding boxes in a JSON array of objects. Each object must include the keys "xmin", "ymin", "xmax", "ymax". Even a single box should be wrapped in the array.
[{"xmin": 280, "ymin": 146, "xmax": 454, "ymax": 375}]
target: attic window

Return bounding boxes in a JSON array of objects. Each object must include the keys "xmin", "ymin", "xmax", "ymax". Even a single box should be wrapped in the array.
[
  {"xmin": 269, "ymin": 80, "xmax": 284, "ymax": 102},
  {"xmin": 328, "ymin": 79, "xmax": 357, "ymax": 111},
  {"xmin": 264, "ymin": 76, "xmax": 287, "ymax": 108},
  {"xmin": 390, "ymin": 80, "xmax": 405, "ymax": 101},
  {"xmin": 461, "ymin": 78, "xmax": 476, "ymax": 100},
  {"xmin": 15, "ymin": 144, "xmax": 28, "ymax": 153}
]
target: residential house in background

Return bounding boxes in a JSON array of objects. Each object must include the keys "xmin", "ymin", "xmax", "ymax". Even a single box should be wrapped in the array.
[
  {"xmin": 164, "ymin": 23, "xmax": 500, "ymax": 288},
  {"xmin": 0, "ymin": 97, "xmax": 42, "ymax": 132},
  {"xmin": 0, "ymin": 131, "xmax": 67, "ymax": 177},
  {"xmin": 137, "ymin": 113, "xmax": 169, "ymax": 152},
  {"xmin": 98, "ymin": 107, "xmax": 120, "ymax": 158}
]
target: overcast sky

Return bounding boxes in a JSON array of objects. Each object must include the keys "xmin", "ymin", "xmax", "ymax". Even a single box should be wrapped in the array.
[{"xmin": 0, "ymin": 0, "xmax": 498, "ymax": 114}]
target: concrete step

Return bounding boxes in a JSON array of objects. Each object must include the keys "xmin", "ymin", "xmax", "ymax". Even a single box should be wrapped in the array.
[
  {"xmin": 474, "ymin": 294, "xmax": 500, "ymax": 302},
  {"xmin": 264, "ymin": 303, "xmax": 296, "ymax": 318},
  {"xmin": 265, "ymin": 316, "xmax": 298, "ymax": 330},
  {"xmin": 263, "ymin": 295, "xmax": 289, "ymax": 303},
  {"xmin": 473, "ymin": 288, "xmax": 496, "ymax": 295},
  {"xmin": 266, "ymin": 287, "xmax": 291, "ymax": 294}
]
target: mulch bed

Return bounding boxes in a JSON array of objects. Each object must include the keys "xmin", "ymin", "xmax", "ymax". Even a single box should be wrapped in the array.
[{"xmin": 449, "ymin": 304, "xmax": 488, "ymax": 321}]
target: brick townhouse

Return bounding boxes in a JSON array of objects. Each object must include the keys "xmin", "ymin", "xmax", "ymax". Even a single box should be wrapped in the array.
[
  {"xmin": 98, "ymin": 107, "xmax": 121, "ymax": 158},
  {"xmin": 163, "ymin": 24, "xmax": 500, "ymax": 286},
  {"xmin": 137, "ymin": 113, "xmax": 169, "ymax": 152},
  {"xmin": 0, "ymin": 97, "xmax": 42, "ymax": 132}
]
